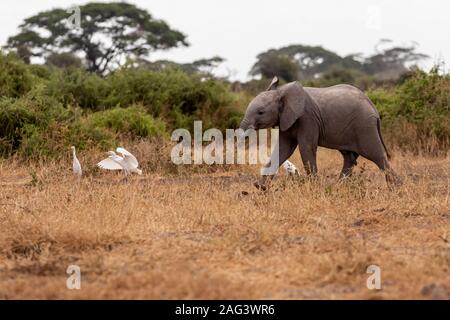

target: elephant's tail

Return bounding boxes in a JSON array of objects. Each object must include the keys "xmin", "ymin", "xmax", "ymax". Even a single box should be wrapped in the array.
[{"xmin": 377, "ymin": 118, "xmax": 391, "ymax": 160}]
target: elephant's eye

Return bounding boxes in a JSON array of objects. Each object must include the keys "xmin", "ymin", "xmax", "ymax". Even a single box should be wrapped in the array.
[{"xmin": 258, "ymin": 110, "xmax": 264, "ymax": 115}]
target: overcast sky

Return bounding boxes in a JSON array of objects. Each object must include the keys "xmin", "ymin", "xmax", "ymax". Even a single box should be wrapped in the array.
[{"xmin": 1, "ymin": 0, "xmax": 449, "ymax": 80}]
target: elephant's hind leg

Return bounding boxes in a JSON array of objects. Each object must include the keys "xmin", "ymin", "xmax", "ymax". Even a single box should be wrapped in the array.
[
  {"xmin": 382, "ymin": 164, "xmax": 402, "ymax": 189},
  {"xmin": 356, "ymin": 127, "xmax": 401, "ymax": 188},
  {"xmin": 365, "ymin": 154, "xmax": 401, "ymax": 188},
  {"xmin": 339, "ymin": 151, "xmax": 359, "ymax": 178}
]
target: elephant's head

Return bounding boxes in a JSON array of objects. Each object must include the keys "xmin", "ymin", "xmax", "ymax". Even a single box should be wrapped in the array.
[{"xmin": 239, "ymin": 76, "xmax": 312, "ymax": 132}]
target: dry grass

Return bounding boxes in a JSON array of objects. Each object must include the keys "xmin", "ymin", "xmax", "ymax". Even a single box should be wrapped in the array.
[{"xmin": 0, "ymin": 146, "xmax": 449, "ymax": 299}]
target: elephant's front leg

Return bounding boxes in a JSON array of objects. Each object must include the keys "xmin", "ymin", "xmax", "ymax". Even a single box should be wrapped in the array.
[
  {"xmin": 254, "ymin": 135, "xmax": 297, "ymax": 190},
  {"xmin": 298, "ymin": 143, "xmax": 318, "ymax": 176}
]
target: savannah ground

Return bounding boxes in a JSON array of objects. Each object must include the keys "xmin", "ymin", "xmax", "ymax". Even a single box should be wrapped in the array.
[{"xmin": 0, "ymin": 144, "xmax": 449, "ymax": 300}]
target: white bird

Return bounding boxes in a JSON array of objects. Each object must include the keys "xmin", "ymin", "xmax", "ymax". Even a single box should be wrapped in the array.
[
  {"xmin": 282, "ymin": 160, "xmax": 299, "ymax": 176},
  {"xmin": 71, "ymin": 146, "xmax": 82, "ymax": 178},
  {"xmin": 97, "ymin": 147, "xmax": 142, "ymax": 175}
]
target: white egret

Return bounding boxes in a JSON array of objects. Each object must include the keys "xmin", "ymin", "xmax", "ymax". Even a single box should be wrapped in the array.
[
  {"xmin": 97, "ymin": 147, "xmax": 142, "ymax": 175},
  {"xmin": 71, "ymin": 146, "xmax": 82, "ymax": 178},
  {"xmin": 282, "ymin": 160, "xmax": 299, "ymax": 176}
]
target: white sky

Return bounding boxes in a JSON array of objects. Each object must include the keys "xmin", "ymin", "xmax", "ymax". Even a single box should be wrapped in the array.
[{"xmin": 1, "ymin": 0, "xmax": 449, "ymax": 80}]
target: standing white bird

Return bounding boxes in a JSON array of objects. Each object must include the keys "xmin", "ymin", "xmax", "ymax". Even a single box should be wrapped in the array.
[
  {"xmin": 97, "ymin": 147, "xmax": 142, "ymax": 175},
  {"xmin": 282, "ymin": 160, "xmax": 299, "ymax": 176},
  {"xmin": 71, "ymin": 146, "xmax": 82, "ymax": 178}
]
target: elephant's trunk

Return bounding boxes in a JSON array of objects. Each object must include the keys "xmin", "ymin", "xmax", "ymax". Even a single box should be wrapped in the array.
[
  {"xmin": 239, "ymin": 118, "xmax": 248, "ymax": 131},
  {"xmin": 239, "ymin": 118, "xmax": 254, "ymax": 131}
]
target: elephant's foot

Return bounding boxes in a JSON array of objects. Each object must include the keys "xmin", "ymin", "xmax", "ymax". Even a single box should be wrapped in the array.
[
  {"xmin": 253, "ymin": 175, "xmax": 274, "ymax": 191},
  {"xmin": 385, "ymin": 170, "xmax": 403, "ymax": 190},
  {"xmin": 303, "ymin": 172, "xmax": 318, "ymax": 182},
  {"xmin": 339, "ymin": 168, "xmax": 354, "ymax": 180},
  {"xmin": 338, "ymin": 173, "xmax": 352, "ymax": 181},
  {"xmin": 287, "ymin": 170, "xmax": 301, "ymax": 178},
  {"xmin": 253, "ymin": 181, "xmax": 267, "ymax": 191},
  {"xmin": 289, "ymin": 172, "xmax": 309, "ymax": 184}
]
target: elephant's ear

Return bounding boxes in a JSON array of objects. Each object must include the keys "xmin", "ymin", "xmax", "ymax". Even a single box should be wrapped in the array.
[
  {"xmin": 279, "ymin": 82, "xmax": 309, "ymax": 131},
  {"xmin": 266, "ymin": 76, "xmax": 279, "ymax": 91}
]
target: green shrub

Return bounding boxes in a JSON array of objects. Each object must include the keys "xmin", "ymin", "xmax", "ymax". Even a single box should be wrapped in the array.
[
  {"xmin": 45, "ymin": 68, "xmax": 107, "ymax": 109},
  {"xmin": 88, "ymin": 105, "xmax": 167, "ymax": 138},
  {"xmin": 0, "ymin": 54, "xmax": 247, "ymax": 159},
  {"xmin": 0, "ymin": 92, "xmax": 167, "ymax": 158},
  {"xmin": 367, "ymin": 87, "xmax": 397, "ymax": 120},
  {"xmin": 18, "ymin": 120, "xmax": 115, "ymax": 159},
  {"xmin": 306, "ymin": 65, "xmax": 376, "ymax": 90},
  {"xmin": 43, "ymin": 67, "xmax": 240, "ymax": 131},
  {"xmin": 0, "ymin": 51, "xmax": 34, "ymax": 98},
  {"xmin": 0, "ymin": 86, "xmax": 115, "ymax": 158},
  {"xmin": 67, "ymin": 121, "xmax": 114, "ymax": 151},
  {"xmin": 0, "ymin": 97, "xmax": 37, "ymax": 154},
  {"xmin": 28, "ymin": 64, "xmax": 54, "ymax": 80},
  {"xmin": 393, "ymin": 70, "xmax": 449, "ymax": 139},
  {"xmin": 368, "ymin": 70, "xmax": 450, "ymax": 153},
  {"xmin": 102, "ymin": 68, "xmax": 235, "ymax": 129}
]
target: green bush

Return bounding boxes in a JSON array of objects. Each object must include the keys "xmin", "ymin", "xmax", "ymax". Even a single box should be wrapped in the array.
[
  {"xmin": 0, "ymin": 97, "xmax": 37, "ymax": 154},
  {"xmin": 393, "ymin": 70, "xmax": 449, "ymax": 139},
  {"xmin": 88, "ymin": 105, "xmax": 167, "ymax": 138},
  {"xmin": 0, "ymin": 86, "xmax": 114, "ymax": 158},
  {"xmin": 18, "ymin": 120, "xmax": 115, "ymax": 159},
  {"xmin": 366, "ymin": 87, "xmax": 397, "ymax": 119},
  {"xmin": 28, "ymin": 64, "xmax": 54, "ymax": 80},
  {"xmin": 44, "ymin": 67, "xmax": 240, "ymax": 130},
  {"xmin": 45, "ymin": 68, "xmax": 107, "ymax": 109},
  {"xmin": 0, "ymin": 88, "xmax": 167, "ymax": 158},
  {"xmin": 306, "ymin": 65, "xmax": 376, "ymax": 90},
  {"xmin": 368, "ymin": 70, "xmax": 450, "ymax": 153},
  {"xmin": 0, "ymin": 51, "xmax": 34, "ymax": 98},
  {"xmin": 102, "ymin": 68, "xmax": 236, "ymax": 129},
  {"xmin": 0, "ymin": 53, "xmax": 247, "ymax": 159}
]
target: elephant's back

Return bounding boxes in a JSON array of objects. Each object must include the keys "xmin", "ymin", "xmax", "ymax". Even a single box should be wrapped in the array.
[
  {"xmin": 305, "ymin": 84, "xmax": 380, "ymax": 150},
  {"xmin": 305, "ymin": 84, "xmax": 379, "ymax": 118}
]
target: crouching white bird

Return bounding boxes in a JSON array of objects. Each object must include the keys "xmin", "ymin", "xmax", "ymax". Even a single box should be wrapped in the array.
[
  {"xmin": 97, "ymin": 147, "xmax": 142, "ymax": 175},
  {"xmin": 71, "ymin": 146, "xmax": 82, "ymax": 178},
  {"xmin": 282, "ymin": 160, "xmax": 299, "ymax": 176}
]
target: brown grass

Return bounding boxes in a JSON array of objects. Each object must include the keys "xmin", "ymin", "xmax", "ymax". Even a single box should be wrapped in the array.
[{"xmin": 0, "ymin": 145, "xmax": 449, "ymax": 299}]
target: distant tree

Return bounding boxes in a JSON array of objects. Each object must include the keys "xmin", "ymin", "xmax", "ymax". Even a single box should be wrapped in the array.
[
  {"xmin": 46, "ymin": 52, "xmax": 83, "ymax": 69},
  {"xmin": 249, "ymin": 51, "xmax": 300, "ymax": 82},
  {"xmin": 140, "ymin": 56, "xmax": 225, "ymax": 76},
  {"xmin": 321, "ymin": 65, "xmax": 360, "ymax": 84},
  {"xmin": 281, "ymin": 45, "xmax": 356, "ymax": 79},
  {"xmin": 189, "ymin": 56, "xmax": 225, "ymax": 74},
  {"xmin": 363, "ymin": 40, "xmax": 429, "ymax": 80},
  {"xmin": 250, "ymin": 45, "xmax": 357, "ymax": 81},
  {"xmin": 6, "ymin": 2, "xmax": 188, "ymax": 75},
  {"xmin": 250, "ymin": 41, "xmax": 428, "ymax": 83}
]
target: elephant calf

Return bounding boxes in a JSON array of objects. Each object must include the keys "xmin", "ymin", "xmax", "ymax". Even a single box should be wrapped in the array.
[{"xmin": 239, "ymin": 76, "xmax": 400, "ymax": 189}]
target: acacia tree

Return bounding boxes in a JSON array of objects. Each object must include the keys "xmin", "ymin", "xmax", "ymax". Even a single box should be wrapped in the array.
[
  {"xmin": 142, "ymin": 56, "xmax": 225, "ymax": 76},
  {"xmin": 250, "ymin": 42, "xmax": 428, "ymax": 82},
  {"xmin": 6, "ymin": 2, "xmax": 188, "ymax": 74},
  {"xmin": 363, "ymin": 40, "xmax": 429, "ymax": 78},
  {"xmin": 249, "ymin": 51, "xmax": 300, "ymax": 82},
  {"xmin": 250, "ymin": 45, "xmax": 348, "ymax": 81}
]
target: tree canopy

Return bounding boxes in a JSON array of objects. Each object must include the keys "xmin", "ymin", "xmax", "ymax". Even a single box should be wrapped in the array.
[
  {"xmin": 141, "ymin": 56, "xmax": 225, "ymax": 77},
  {"xmin": 6, "ymin": 2, "xmax": 188, "ymax": 75},
  {"xmin": 250, "ymin": 41, "xmax": 429, "ymax": 83}
]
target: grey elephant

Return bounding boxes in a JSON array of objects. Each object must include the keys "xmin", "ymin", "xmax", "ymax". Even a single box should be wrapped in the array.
[{"xmin": 239, "ymin": 76, "xmax": 400, "ymax": 189}]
